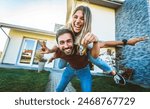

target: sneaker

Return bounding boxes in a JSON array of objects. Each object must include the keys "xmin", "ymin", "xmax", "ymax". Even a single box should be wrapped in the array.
[{"xmin": 113, "ymin": 74, "xmax": 126, "ymax": 85}]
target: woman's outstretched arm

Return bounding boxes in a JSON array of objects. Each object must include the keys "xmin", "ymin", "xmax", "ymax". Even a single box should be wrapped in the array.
[{"xmin": 100, "ymin": 37, "xmax": 148, "ymax": 47}]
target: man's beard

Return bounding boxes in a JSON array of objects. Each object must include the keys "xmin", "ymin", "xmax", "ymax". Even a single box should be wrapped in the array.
[{"xmin": 62, "ymin": 47, "xmax": 74, "ymax": 55}]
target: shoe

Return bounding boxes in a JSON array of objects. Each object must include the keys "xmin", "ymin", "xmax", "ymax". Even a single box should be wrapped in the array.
[{"xmin": 113, "ymin": 74, "xmax": 126, "ymax": 85}]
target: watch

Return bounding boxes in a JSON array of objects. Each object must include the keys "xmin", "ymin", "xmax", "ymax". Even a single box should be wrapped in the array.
[{"xmin": 122, "ymin": 39, "xmax": 128, "ymax": 45}]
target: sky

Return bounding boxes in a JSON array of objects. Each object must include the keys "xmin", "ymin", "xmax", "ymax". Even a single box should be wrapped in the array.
[{"xmin": 0, "ymin": 0, "xmax": 66, "ymax": 51}]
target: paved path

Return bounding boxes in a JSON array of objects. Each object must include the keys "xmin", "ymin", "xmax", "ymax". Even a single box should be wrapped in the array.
[{"xmin": 45, "ymin": 68, "xmax": 76, "ymax": 92}]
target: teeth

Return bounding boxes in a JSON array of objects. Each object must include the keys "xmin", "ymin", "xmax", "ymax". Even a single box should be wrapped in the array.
[
  {"xmin": 75, "ymin": 26, "xmax": 80, "ymax": 30},
  {"xmin": 75, "ymin": 26, "xmax": 80, "ymax": 28},
  {"xmin": 65, "ymin": 49, "xmax": 71, "ymax": 52}
]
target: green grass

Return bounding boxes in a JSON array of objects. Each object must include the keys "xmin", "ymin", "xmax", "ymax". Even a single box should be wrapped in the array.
[
  {"xmin": 71, "ymin": 76, "xmax": 150, "ymax": 92},
  {"xmin": 0, "ymin": 68, "xmax": 49, "ymax": 92}
]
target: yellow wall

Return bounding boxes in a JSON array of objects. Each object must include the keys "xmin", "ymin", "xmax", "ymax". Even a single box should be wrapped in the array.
[
  {"xmin": 67, "ymin": 1, "xmax": 116, "ymax": 72},
  {"xmin": 9, "ymin": 29, "xmax": 55, "ymax": 41},
  {"xmin": 75, "ymin": 1, "xmax": 116, "ymax": 41}
]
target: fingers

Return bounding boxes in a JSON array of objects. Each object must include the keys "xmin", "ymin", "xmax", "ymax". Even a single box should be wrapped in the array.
[
  {"xmin": 135, "ymin": 36, "xmax": 149, "ymax": 42},
  {"xmin": 48, "ymin": 58, "xmax": 54, "ymax": 63},
  {"xmin": 139, "ymin": 37, "xmax": 145, "ymax": 41},
  {"xmin": 40, "ymin": 50, "xmax": 47, "ymax": 54},
  {"xmin": 81, "ymin": 32, "xmax": 98, "ymax": 46},
  {"xmin": 81, "ymin": 32, "xmax": 90, "ymax": 45},
  {"xmin": 142, "ymin": 36, "xmax": 149, "ymax": 40},
  {"xmin": 39, "ymin": 41, "xmax": 49, "ymax": 54},
  {"xmin": 128, "ymin": 36, "xmax": 149, "ymax": 46},
  {"xmin": 40, "ymin": 41, "xmax": 46, "ymax": 47},
  {"xmin": 134, "ymin": 36, "xmax": 149, "ymax": 41}
]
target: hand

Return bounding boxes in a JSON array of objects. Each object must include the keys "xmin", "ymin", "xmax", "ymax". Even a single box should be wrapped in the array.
[
  {"xmin": 81, "ymin": 32, "xmax": 98, "ymax": 46},
  {"xmin": 48, "ymin": 52, "xmax": 58, "ymax": 63},
  {"xmin": 40, "ymin": 41, "xmax": 50, "ymax": 54},
  {"xmin": 127, "ymin": 36, "xmax": 149, "ymax": 46},
  {"xmin": 48, "ymin": 57, "xmax": 56, "ymax": 63}
]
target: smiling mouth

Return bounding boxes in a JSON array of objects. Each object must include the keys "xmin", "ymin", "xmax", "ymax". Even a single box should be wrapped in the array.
[
  {"xmin": 74, "ymin": 23, "xmax": 82, "ymax": 29},
  {"xmin": 65, "ymin": 49, "xmax": 71, "ymax": 52},
  {"xmin": 74, "ymin": 26, "xmax": 81, "ymax": 31}
]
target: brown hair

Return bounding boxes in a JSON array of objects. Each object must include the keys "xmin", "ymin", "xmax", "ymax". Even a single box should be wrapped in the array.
[{"xmin": 56, "ymin": 28, "xmax": 75, "ymax": 43}]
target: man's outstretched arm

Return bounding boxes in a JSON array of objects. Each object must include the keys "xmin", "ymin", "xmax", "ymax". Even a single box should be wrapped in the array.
[{"xmin": 40, "ymin": 41, "xmax": 58, "ymax": 54}]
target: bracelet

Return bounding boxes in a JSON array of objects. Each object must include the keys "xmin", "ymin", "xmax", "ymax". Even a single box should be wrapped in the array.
[{"xmin": 122, "ymin": 39, "xmax": 128, "ymax": 45}]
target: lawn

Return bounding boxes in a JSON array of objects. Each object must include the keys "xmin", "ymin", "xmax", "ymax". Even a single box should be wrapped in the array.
[
  {"xmin": 0, "ymin": 68, "xmax": 50, "ymax": 92},
  {"xmin": 71, "ymin": 76, "xmax": 150, "ymax": 92}
]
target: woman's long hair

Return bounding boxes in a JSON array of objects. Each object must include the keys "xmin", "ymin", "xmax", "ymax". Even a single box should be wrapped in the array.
[{"xmin": 67, "ymin": 5, "xmax": 92, "ymax": 45}]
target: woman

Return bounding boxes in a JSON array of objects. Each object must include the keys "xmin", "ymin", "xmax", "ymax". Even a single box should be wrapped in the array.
[{"xmin": 57, "ymin": 5, "xmax": 146, "ymax": 85}]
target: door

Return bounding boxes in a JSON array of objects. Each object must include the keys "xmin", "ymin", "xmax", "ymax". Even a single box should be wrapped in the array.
[
  {"xmin": 18, "ymin": 38, "xmax": 49, "ymax": 67},
  {"xmin": 18, "ymin": 38, "xmax": 37, "ymax": 66},
  {"xmin": 32, "ymin": 40, "xmax": 46, "ymax": 65}
]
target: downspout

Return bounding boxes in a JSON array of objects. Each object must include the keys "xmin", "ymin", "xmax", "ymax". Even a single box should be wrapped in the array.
[{"xmin": 0, "ymin": 27, "xmax": 10, "ymax": 63}]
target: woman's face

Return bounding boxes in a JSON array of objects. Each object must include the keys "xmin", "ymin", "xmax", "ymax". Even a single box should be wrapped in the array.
[{"xmin": 71, "ymin": 10, "xmax": 84, "ymax": 34}]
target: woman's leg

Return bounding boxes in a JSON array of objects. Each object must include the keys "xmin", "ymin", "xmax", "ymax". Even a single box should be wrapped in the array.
[
  {"xmin": 56, "ymin": 65, "xmax": 74, "ymax": 92},
  {"xmin": 88, "ymin": 51, "xmax": 113, "ymax": 73},
  {"xmin": 58, "ymin": 58, "xmax": 67, "ymax": 69},
  {"xmin": 76, "ymin": 65, "xmax": 92, "ymax": 92},
  {"xmin": 88, "ymin": 52, "xmax": 126, "ymax": 85}
]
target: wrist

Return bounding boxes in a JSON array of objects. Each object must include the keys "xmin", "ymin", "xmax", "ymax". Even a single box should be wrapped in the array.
[
  {"xmin": 94, "ymin": 39, "xmax": 99, "ymax": 43},
  {"xmin": 122, "ymin": 39, "xmax": 128, "ymax": 45}
]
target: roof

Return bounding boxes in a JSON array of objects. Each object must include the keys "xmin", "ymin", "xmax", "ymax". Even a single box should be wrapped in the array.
[
  {"xmin": 77, "ymin": 0, "xmax": 124, "ymax": 9},
  {"xmin": 0, "ymin": 22, "xmax": 56, "ymax": 36}
]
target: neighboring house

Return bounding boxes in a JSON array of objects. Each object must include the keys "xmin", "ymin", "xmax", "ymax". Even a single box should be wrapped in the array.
[{"xmin": 0, "ymin": 22, "xmax": 56, "ymax": 68}]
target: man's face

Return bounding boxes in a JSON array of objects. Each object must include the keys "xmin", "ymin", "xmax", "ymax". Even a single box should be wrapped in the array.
[{"xmin": 58, "ymin": 33, "xmax": 74, "ymax": 55}]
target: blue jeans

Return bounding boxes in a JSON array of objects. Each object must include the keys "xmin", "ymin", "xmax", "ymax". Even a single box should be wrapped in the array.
[
  {"xmin": 58, "ymin": 52, "xmax": 113, "ymax": 73},
  {"xmin": 87, "ymin": 52, "xmax": 112, "ymax": 73},
  {"xmin": 56, "ymin": 65, "xmax": 92, "ymax": 92}
]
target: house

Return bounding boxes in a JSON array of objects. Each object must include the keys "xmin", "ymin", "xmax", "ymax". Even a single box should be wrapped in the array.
[
  {"xmin": 68, "ymin": 0, "xmax": 150, "ymax": 87},
  {"xmin": 0, "ymin": 0, "xmax": 123, "ymax": 72},
  {"xmin": 0, "ymin": 22, "xmax": 56, "ymax": 69},
  {"xmin": 1, "ymin": 0, "xmax": 149, "ymax": 86}
]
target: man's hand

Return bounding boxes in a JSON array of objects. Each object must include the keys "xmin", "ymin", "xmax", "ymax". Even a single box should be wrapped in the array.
[{"xmin": 40, "ymin": 41, "xmax": 50, "ymax": 54}]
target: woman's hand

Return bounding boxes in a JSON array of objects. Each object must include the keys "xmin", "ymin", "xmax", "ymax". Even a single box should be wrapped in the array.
[
  {"xmin": 127, "ymin": 36, "xmax": 149, "ymax": 46},
  {"xmin": 81, "ymin": 32, "xmax": 98, "ymax": 46}
]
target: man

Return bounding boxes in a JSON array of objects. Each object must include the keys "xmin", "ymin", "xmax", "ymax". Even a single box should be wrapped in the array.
[{"xmin": 40, "ymin": 28, "xmax": 99, "ymax": 92}]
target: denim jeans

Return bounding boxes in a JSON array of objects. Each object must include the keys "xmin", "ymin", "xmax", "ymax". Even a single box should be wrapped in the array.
[
  {"xmin": 87, "ymin": 51, "xmax": 112, "ymax": 73},
  {"xmin": 58, "ymin": 58, "xmax": 67, "ymax": 69},
  {"xmin": 56, "ymin": 65, "xmax": 92, "ymax": 92},
  {"xmin": 58, "ymin": 52, "xmax": 113, "ymax": 73}
]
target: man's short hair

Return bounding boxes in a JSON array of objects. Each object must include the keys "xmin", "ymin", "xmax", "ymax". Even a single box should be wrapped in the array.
[{"xmin": 56, "ymin": 28, "xmax": 75, "ymax": 43}]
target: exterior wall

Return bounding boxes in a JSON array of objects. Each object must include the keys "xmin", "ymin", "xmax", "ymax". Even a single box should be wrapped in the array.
[
  {"xmin": 76, "ymin": 1, "xmax": 116, "ymax": 41},
  {"xmin": 3, "ymin": 36, "xmax": 23, "ymax": 64},
  {"xmin": 44, "ymin": 40, "xmax": 57, "ymax": 68},
  {"xmin": 9, "ymin": 29, "xmax": 55, "ymax": 41},
  {"xmin": 75, "ymin": 1, "xmax": 116, "ymax": 72},
  {"xmin": 116, "ymin": 0, "xmax": 150, "ymax": 86},
  {"xmin": 3, "ymin": 29, "xmax": 56, "ymax": 68},
  {"xmin": 0, "ymin": 28, "xmax": 10, "ymax": 63}
]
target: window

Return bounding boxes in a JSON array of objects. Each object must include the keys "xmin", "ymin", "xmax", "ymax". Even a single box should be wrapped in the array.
[{"xmin": 18, "ymin": 38, "xmax": 46, "ymax": 66}]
